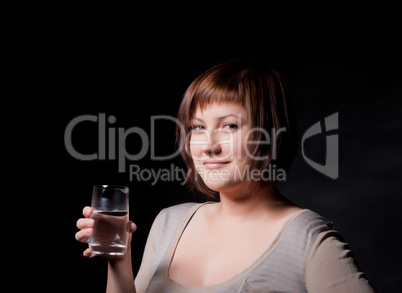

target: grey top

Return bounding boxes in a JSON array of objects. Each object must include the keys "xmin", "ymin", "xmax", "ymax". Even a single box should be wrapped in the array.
[{"xmin": 135, "ymin": 202, "xmax": 374, "ymax": 292}]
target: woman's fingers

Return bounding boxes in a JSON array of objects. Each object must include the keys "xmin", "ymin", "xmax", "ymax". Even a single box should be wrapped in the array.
[
  {"xmin": 75, "ymin": 208, "xmax": 95, "ymax": 243},
  {"xmin": 75, "ymin": 227, "xmax": 93, "ymax": 243},
  {"xmin": 76, "ymin": 218, "xmax": 94, "ymax": 229},
  {"xmin": 83, "ymin": 206, "xmax": 93, "ymax": 218},
  {"xmin": 75, "ymin": 206, "xmax": 95, "ymax": 243},
  {"xmin": 83, "ymin": 247, "xmax": 94, "ymax": 258}
]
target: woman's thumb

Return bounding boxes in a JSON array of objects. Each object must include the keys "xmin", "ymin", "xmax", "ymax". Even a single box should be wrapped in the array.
[{"xmin": 128, "ymin": 221, "xmax": 137, "ymax": 233}]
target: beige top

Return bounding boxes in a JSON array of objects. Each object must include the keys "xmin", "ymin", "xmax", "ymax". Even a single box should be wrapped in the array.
[{"xmin": 135, "ymin": 202, "xmax": 375, "ymax": 292}]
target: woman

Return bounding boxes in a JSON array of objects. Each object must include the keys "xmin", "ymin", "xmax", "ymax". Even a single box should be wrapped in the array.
[{"xmin": 75, "ymin": 60, "xmax": 375, "ymax": 292}]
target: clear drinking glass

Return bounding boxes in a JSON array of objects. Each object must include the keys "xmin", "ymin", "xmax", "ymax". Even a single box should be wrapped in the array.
[{"xmin": 88, "ymin": 185, "xmax": 129, "ymax": 256}]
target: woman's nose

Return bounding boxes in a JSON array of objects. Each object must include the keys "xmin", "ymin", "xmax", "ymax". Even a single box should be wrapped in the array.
[
  {"xmin": 201, "ymin": 130, "xmax": 223, "ymax": 156},
  {"xmin": 202, "ymin": 140, "xmax": 222, "ymax": 156}
]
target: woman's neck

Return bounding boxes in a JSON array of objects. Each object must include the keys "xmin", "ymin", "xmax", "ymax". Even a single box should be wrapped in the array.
[{"xmin": 215, "ymin": 182, "xmax": 285, "ymax": 222}]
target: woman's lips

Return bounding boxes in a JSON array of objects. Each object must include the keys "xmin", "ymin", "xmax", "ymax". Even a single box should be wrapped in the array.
[{"xmin": 203, "ymin": 160, "xmax": 230, "ymax": 169}]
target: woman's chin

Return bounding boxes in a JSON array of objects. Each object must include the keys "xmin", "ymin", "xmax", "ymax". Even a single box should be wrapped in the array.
[{"xmin": 203, "ymin": 180, "xmax": 249, "ymax": 197}]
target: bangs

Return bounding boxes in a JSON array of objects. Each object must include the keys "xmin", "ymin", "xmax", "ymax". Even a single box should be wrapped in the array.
[
  {"xmin": 180, "ymin": 63, "xmax": 255, "ymax": 133},
  {"xmin": 189, "ymin": 73, "xmax": 248, "ymax": 116}
]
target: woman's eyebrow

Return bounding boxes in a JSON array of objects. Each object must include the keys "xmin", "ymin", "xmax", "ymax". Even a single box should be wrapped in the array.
[
  {"xmin": 217, "ymin": 114, "xmax": 240, "ymax": 120},
  {"xmin": 191, "ymin": 114, "xmax": 241, "ymax": 122},
  {"xmin": 191, "ymin": 117, "xmax": 204, "ymax": 123}
]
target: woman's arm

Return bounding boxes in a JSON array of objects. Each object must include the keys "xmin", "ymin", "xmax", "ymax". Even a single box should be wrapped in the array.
[
  {"xmin": 306, "ymin": 230, "xmax": 375, "ymax": 292},
  {"xmin": 107, "ymin": 247, "xmax": 136, "ymax": 293}
]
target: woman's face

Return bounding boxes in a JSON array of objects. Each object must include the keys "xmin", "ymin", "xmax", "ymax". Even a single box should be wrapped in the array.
[{"xmin": 189, "ymin": 102, "xmax": 252, "ymax": 194}]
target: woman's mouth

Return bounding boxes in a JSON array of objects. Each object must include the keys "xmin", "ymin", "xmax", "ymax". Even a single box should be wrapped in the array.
[{"xmin": 203, "ymin": 160, "xmax": 231, "ymax": 169}]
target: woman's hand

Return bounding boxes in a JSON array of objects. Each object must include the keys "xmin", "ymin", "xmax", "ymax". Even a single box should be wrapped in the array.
[{"xmin": 75, "ymin": 206, "xmax": 137, "ymax": 260}]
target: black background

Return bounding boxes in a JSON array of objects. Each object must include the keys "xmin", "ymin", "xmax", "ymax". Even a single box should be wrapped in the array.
[{"xmin": 66, "ymin": 16, "xmax": 402, "ymax": 292}]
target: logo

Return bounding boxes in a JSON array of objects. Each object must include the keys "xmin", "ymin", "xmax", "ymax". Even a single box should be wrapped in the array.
[
  {"xmin": 301, "ymin": 112, "xmax": 339, "ymax": 179},
  {"xmin": 64, "ymin": 112, "xmax": 340, "ymax": 182}
]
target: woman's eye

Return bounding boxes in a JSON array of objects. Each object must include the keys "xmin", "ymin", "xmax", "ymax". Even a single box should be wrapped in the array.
[
  {"xmin": 222, "ymin": 124, "xmax": 238, "ymax": 131},
  {"xmin": 191, "ymin": 125, "xmax": 205, "ymax": 131}
]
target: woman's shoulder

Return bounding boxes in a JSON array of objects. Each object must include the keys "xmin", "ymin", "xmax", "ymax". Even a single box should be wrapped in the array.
[
  {"xmin": 286, "ymin": 208, "xmax": 336, "ymax": 238},
  {"xmin": 159, "ymin": 201, "xmax": 204, "ymax": 216},
  {"xmin": 294, "ymin": 208, "xmax": 334, "ymax": 223},
  {"xmin": 147, "ymin": 202, "xmax": 205, "ymax": 250},
  {"xmin": 269, "ymin": 209, "xmax": 339, "ymax": 265},
  {"xmin": 153, "ymin": 202, "xmax": 206, "ymax": 227}
]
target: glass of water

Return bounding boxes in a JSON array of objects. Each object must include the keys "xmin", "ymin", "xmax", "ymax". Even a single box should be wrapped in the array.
[{"xmin": 88, "ymin": 185, "xmax": 129, "ymax": 256}]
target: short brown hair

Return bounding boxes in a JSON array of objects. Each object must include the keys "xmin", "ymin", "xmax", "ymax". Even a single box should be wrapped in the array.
[{"xmin": 176, "ymin": 59, "xmax": 297, "ymax": 196}]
